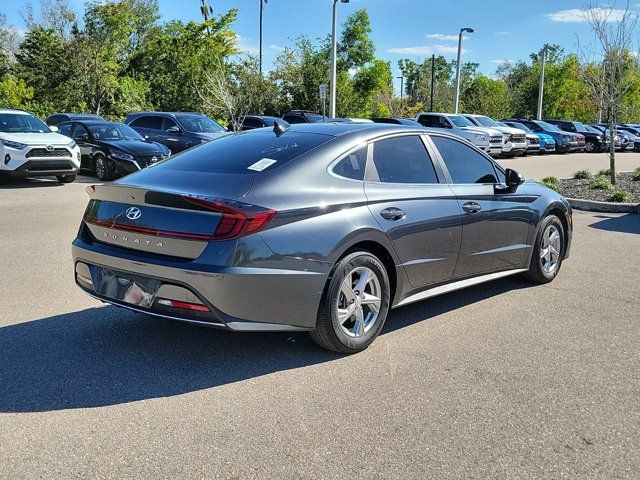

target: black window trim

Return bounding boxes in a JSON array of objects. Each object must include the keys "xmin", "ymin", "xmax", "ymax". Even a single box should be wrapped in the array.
[{"xmin": 425, "ymin": 133, "xmax": 505, "ymax": 186}]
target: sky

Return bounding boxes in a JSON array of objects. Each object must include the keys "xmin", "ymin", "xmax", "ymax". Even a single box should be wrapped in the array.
[{"xmin": 1, "ymin": 0, "xmax": 621, "ymax": 92}]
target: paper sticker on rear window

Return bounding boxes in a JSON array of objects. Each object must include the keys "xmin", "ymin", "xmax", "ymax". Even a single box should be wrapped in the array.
[{"xmin": 247, "ymin": 158, "xmax": 277, "ymax": 171}]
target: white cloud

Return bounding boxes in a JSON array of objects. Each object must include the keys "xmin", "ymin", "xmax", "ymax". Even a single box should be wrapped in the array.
[
  {"xmin": 426, "ymin": 33, "xmax": 467, "ymax": 41},
  {"xmin": 494, "ymin": 31, "xmax": 510, "ymax": 35},
  {"xmin": 236, "ymin": 35, "xmax": 259, "ymax": 54},
  {"xmin": 387, "ymin": 44, "xmax": 467, "ymax": 55},
  {"xmin": 546, "ymin": 7, "xmax": 627, "ymax": 22},
  {"xmin": 490, "ymin": 59, "xmax": 513, "ymax": 64},
  {"xmin": 269, "ymin": 44, "xmax": 285, "ymax": 52}
]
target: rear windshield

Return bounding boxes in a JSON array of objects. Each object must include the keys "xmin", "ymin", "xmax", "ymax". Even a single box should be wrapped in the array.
[{"xmin": 156, "ymin": 130, "xmax": 332, "ymax": 173}]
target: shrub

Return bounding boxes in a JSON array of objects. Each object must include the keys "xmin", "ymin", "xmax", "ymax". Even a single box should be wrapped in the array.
[
  {"xmin": 540, "ymin": 176, "xmax": 560, "ymax": 192},
  {"xmin": 632, "ymin": 167, "xmax": 640, "ymax": 181},
  {"xmin": 607, "ymin": 190, "xmax": 630, "ymax": 203},
  {"xmin": 597, "ymin": 168, "xmax": 612, "ymax": 177},
  {"xmin": 590, "ymin": 175, "xmax": 613, "ymax": 190},
  {"xmin": 573, "ymin": 169, "xmax": 591, "ymax": 180}
]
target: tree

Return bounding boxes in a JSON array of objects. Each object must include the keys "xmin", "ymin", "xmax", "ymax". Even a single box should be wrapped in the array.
[
  {"xmin": 338, "ymin": 8, "xmax": 374, "ymax": 71},
  {"xmin": 15, "ymin": 27, "xmax": 72, "ymax": 108},
  {"xmin": 197, "ymin": 57, "xmax": 272, "ymax": 131},
  {"xmin": 461, "ymin": 74, "xmax": 510, "ymax": 118},
  {"xmin": 579, "ymin": 2, "xmax": 638, "ymax": 185},
  {"xmin": 22, "ymin": 0, "xmax": 78, "ymax": 39}
]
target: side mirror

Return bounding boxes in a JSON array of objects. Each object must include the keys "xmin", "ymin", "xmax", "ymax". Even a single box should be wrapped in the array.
[
  {"xmin": 505, "ymin": 168, "xmax": 525, "ymax": 188},
  {"xmin": 49, "ymin": 125, "xmax": 59, "ymax": 132},
  {"xmin": 166, "ymin": 126, "xmax": 181, "ymax": 134}
]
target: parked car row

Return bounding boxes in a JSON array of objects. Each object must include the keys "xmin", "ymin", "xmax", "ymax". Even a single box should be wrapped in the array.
[{"xmin": 2, "ymin": 105, "xmax": 639, "ymax": 185}]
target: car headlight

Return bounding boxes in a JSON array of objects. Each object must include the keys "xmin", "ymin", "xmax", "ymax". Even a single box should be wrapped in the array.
[
  {"xmin": 110, "ymin": 150, "xmax": 134, "ymax": 161},
  {"xmin": 474, "ymin": 134, "xmax": 488, "ymax": 141},
  {"xmin": 0, "ymin": 139, "xmax": 27, "ymax": 150},
  {"xmin": 67, "ymin": 140, "xmax": 77, "ymax": 148}
]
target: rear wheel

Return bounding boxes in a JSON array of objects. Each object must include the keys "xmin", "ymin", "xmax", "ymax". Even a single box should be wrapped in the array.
[
  {"xmin": 311, "ymin": 252, "xmax": 391, "ymax": 354},
  {"xmin": 523, "ymin": 215, "xmax": 565, "ymax": 284},
  {"xmin": 56, "ymin": 173, "xmax": 76, "ymax": 183}
]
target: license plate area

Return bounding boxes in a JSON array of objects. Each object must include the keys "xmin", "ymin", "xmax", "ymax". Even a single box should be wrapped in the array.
[{"xmin": 92, "ymin": 266, "xmax": 162, "ymax": 308}]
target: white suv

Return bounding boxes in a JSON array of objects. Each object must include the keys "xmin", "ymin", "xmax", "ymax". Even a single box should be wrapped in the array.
[
  {"xmin": 415, "ymin": 112, "xmax": 503, "ymax": 155},
  {"xmin": 0, "ymin": 109, "xmax": 81, "ymax": 183},
  {"xmin": 463, "ymin": 114, "xmax": 528, "ymax": 157}
]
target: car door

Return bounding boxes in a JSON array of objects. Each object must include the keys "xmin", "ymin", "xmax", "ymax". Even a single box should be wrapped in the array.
[
  {"xmin": 129, "ymin": 115, "xmax": 163, "ymax": 145},
  {"xmin": 161, "ymin": 117, "xmax": 189, "ymax": 152},
  {"xmin": 71, "ymin": 123, "xmax": 93, "ymax": 169},
  {"xmin": 429, "ymin": 135, "xmax": 537, "ymax": 279},
  {"xmin": 364, "ymin": 134, "xmax": 462, "ymax": 289}
]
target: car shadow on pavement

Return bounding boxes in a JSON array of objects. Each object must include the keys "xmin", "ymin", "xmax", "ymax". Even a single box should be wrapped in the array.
[
  {"xmin": 0, "ymin": 277, "xmax": 532, "ymax": 413},
  {"xmin": 0, "ymin": 177, "xmax": 65, "ymax": 189},
  {"xmin": 588, "ymin": 213, "xmax": 640, "ymax": 235}
]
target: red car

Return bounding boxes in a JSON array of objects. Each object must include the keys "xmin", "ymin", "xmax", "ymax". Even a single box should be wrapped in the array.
[{"xmin": 575, "ymin": 133, "xmax": 586, "ymax": 151}]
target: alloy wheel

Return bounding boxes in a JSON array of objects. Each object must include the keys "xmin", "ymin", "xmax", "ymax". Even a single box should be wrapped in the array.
[
  {"xmin": 585, "ymin": 141, "xmax": 595, "ymax": 152},
  {"xmin": 540, "ymin": 225, "xmax": 561, "ymax": 274},
  {"xmin": 95, "ymin": 157, "xmax": 106, "ymax": 180},
  {"xmin": 336, "ymin": 266, "xmax": 382, "ymax": 338}
]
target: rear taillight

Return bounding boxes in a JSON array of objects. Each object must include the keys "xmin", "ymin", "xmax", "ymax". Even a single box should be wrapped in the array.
[
  {"xmin": 182, "ymin": 195, "xmax": 276, "ymax": 241},
  {"xmin": 157, "ymin": 299, "xmax": 210, "ymax": 312}
]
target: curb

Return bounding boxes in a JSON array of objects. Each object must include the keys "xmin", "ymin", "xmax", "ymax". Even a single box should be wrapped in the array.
[{"xmin": 567, "ymin": 197, "xmax": 640, "ymax": 214}]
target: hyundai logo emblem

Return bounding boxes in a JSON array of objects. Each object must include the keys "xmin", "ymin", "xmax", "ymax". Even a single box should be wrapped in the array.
[
  {"xmin": 151, "ymin": 156, "xmax": 157, "ymax": 163},
  {"xmin": 45, "ymin": 144, "xmax": 54, "ymax": 152},
  {"xmin": 125, "ymin": 207, "xmax": 142, "ymax": 220}
]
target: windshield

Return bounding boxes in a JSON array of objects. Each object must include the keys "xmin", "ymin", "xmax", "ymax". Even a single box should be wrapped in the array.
[
  {"xmin": 536, "ymin": 121, "xmax": 563, "ymax": 133},
  {"xmin": 305, "ymin": 114, "xmax": 325, "ymax": 123},
  {"xmin": 448, "ymin": 115, "xmax": 474, "ymax": 127},
  {"xmin": 584, "ymin": 125, "xmax": 601, "ymax": 134},
  {"xmin": 474, "ymin": 116, "xmax": 500, "ymax": 127},
  {"xmin": 176, "ymin": 114, "xmax": 225, "ymax": 133},
  {"xmin": 0, "ymin": 113, "xmax": 50, "ymax": 133},
  {"xmin": 573, "ymin": 122, "xmax": 588, "ymax": 131},
  {"xmin": 505, "ymin": 121, "xmax": 532, "ymax": 133},
  {"xmin": 89, "ymin": 123, "xmax": 143, "ymax": 141}
]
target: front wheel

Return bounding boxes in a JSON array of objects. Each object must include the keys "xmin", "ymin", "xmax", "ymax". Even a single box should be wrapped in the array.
[
  {"xmin": 56, "ymin": 173, "xmax": 76, "ymax": 183},
  {"xmin": 93, "ymin": 154, "xmax": 113, "ymax": 181},
  {"xmin": 310, "ymin": 252, "xmax": 391, "ymax": 354},
  {"xmin": 523, "ymin": 215, "xmax": 565, "ymax": 284}
]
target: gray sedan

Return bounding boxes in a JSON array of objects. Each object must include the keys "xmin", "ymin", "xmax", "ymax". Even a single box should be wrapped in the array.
[{"xmin": 73, "ymin": 123, "xmax": 572, "ymax": 353}]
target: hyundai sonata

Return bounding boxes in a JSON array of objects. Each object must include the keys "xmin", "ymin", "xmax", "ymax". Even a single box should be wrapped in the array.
[{"xmin": 73, "ymin": 123, "xmax": 572, "ymax": 353}]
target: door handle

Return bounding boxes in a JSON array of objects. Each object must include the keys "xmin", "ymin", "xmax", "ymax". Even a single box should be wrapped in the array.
[
  {"xmin": 462, "ymin": 201, "xmax": 482, "ymax": 213},
  {"xmin": 380, "ymin": 207, "xmax": 405, "ymax": 221}
]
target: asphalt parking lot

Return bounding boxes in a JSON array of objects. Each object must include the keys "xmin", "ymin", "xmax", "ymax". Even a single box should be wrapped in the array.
[{"xmin": 1, "ymin": 156, "xmax": 639, "ymax": 479}]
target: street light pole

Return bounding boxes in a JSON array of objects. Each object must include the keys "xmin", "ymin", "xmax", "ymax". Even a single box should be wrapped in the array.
[
  {"xmin": 397, "ymin": 76, "xmax": 404, "ymax": 100},
  {"xmin": 453, "ymin": 27, "xmax": 473, "ymax": 114},
  {"xmin": 259, "ymin": 0, "xmax": 268, "ymax": 75},
  {"xmin": 330, "ymin": 0, "xmax": 349, "ymax": 118},
  {"xmin": 536, "ymin": 45, "xmax": 549, "ymax": 120}
]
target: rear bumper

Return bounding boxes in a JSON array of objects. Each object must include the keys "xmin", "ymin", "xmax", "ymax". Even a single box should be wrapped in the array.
[{"xmin": 71, "ymin": 234, "xmax": 328, "ymax": 331}]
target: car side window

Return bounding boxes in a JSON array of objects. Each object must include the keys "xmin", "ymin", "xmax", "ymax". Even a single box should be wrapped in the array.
[
  {"xmin": 243, "ymin": 118, "xmax": 263, "ymax": 129},
  {"xmin": 72, "ymin": 124, "xmax": 90, "ymax": 142},
  {"xmin": 333, "ymin": 146, "xmax": 367, "ymax": 180},
  {"xmin": 131, "ymin": 116, "xmax": 162, "ymax": 130},
  {"xmin": 283, "ymin": 115, "xmax": 305, "ymax": 124},
  {"xmin": 432, "ymin": 136, "xmax": 499, "ymax": 184},
  {"xmin": 58, "ymin": 123, "xmax": 73, "ymax": 137},
  {"xmin": 528, "ymin": 122, "xmax": 542, "ymax": 133},
  {"xmin": 417, "ymin": 115, "xmax": 438, "ymax": 128},
  {"xmin": 371, "ymin": 135, "xmax": 438, "ymax": 184},
  {"xmin": 163, "ymin": 118, "xmax": 178, "ymax": 130}
]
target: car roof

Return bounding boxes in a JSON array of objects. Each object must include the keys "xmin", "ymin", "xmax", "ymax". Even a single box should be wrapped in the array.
[
  {"xmin": 60, "ymin": 120, "xmax": 123, "ymax": 126},
  {"xmin": 126, "ymin": 111, "xmax": 205, "ymax": 117},
  {"xmin": 0, "ymin": 109, "xmax": 30, "ymax": 115}
]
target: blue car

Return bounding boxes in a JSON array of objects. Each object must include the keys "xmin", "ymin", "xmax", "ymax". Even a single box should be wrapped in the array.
[
  {"xmin": 503, "ymin": 118, "xmax": 573, "ymax": 153},
  {"xmin": 503, "ymin": 120, "xmax": 556, "ymax": 154}
]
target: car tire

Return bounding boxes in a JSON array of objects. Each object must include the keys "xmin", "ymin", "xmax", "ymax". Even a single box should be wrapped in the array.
[
  {"xmin": 56, "ymin": 173, "xmax": 76, "ymax": 183},
  {"xmin": 523, "ymin": 215, "xmax": 565, "ymax": 284},
  {"xmin": 93, "ymin": 154, "xmax": 112, "ymax": 181},
  {"xmin": 310, "ymin": 251, "xmax": 391, "ymax": 354}
]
